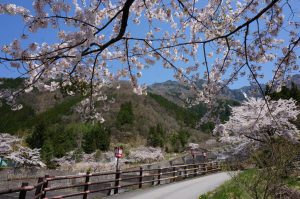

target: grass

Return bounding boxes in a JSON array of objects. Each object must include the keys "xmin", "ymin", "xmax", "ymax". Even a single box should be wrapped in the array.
[
  {"xmin": 199, "ymin": 170, "xmax": 255, "ymax": 199},
  {"xmin": 284, "ymin": 175, "xmax": 300, "ymax": 191},
  {"xmin": 200, "ymin": 169, "xmax": 300, "ymax": 199}
]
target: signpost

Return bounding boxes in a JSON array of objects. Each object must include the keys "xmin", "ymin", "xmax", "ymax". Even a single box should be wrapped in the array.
[
  {"xmin": 114, "ymin": 146, "xmax": 123, "ymax": 170},
  {"xmin": 190, "ymin": 148, "xmax": 195, "ymax": 164},
  {"xmin": 202, "ymin": 152, "xmax": 207, "ymax": 161}
]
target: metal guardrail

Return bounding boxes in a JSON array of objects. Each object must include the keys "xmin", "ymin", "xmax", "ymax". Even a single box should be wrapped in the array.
[{"xmin": 0, "ymin": 161, "xmax": 221, "ymax": 199}]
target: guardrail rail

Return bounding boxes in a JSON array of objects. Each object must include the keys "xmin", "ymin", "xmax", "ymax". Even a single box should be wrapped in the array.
[{"xmin": 0, "ymin": 161, "xmax": 220, "ymax": 199}]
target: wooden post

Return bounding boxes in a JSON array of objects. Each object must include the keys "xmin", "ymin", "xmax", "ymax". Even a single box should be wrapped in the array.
[
  {"xmin": 139, "ymin": 167, "xmax": 143, "ymax": 189},
  {"xmin": 182, "ymin": 156, "xmax": 186, "ymax": 164},
  {"xmin": 152, "ymin": 174, "xmax": 155, "ymax": 186},
  {"xmin": 157, "ymin": 168, "xmax": 161, "ymax": 185},
  {"xmin": 184, "ymin": 165, "xmax": 187, "ymax": 178},
  {"xmin": 34, "ymin": 177, "xmax": 44, "ymax": 199},
  {"xmin": 114, "ymin": 169, "xmax": 121, "ymax": 194},
  {"xmin": 172, "ymin": 167, "xmax": 176, "ymax": 182},
  {"xmin": 194, "ymin": 164, "xmax": 197, "ymax": 177},
  {"xmin": 41, "ymin": 175, "xmax": 49, "ymax": 198},
  {"xmin": 19, "ymin": 182, "xmax": 28, "ymax": 199},
  {"xmin": 201, "ymin": 164, "xmax": 205, "ymax": 175},
  {"xmin": 83, "ymin": 172, "xmax": 90, "ymax": 199}
]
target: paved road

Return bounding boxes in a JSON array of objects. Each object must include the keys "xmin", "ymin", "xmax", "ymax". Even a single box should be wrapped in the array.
[{"xmin": 106, "ymin": 172, "xmax": 232, "ymax": 199}]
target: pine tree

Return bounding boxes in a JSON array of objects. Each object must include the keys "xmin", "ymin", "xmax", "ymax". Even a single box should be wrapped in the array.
[
  {"xmin": 147, "ymin": 124, "xmax": 166, "ymax": 147},
  {"xmin": 116, "ymin": 102, "xmax": 134, "ymax": 126},
  {"xmin": 41, "ymin": 140, "xmax": 54, "ymax": 164},
  {"xmin": 82, "ymin": 124, "xmax": 111, "ymax": 153},
  {"xmin": 27, "ymin": 121, "xmax": 46, "ymax": 148}
]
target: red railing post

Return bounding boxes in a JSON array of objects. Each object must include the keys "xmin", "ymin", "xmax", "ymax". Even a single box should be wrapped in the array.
[
  {"xmin": 114, "ymin": 169, "xmax": 121, "ymax": 194},
  {"xmin": 19, "ymin": 182, "xmax": 28, "ymax": 199},
  {"xmin": 83, "ymin": 171, "xmax": 90, "ymax": 199},
  {"xmin": 34, "ymin": 177, "xmax": 44, "ymax": 199},
  {"xmin": 193, "ymin": 163, "xmax": 197, "ymax": 177},
  {"xmin": 139, "ymin": 167, "xmax": 143, "ymax": 189},
  {"xmin": 172, "ymin": 167, "xmax": 176, "ymax": 182},
  {"xmin": 41, "ymin": 175, "xmax": 49, "ymax": 198},
  {"xmin": 157, "ymin": 168, "xmax": 161, "ymax": 185},
  {"xmin": 184, "ymin": 165, "xmax": 187, "ymax": 178},
  {"xmin": 152, "ymin": 172, "xmax": 155, "ymax": 186}
]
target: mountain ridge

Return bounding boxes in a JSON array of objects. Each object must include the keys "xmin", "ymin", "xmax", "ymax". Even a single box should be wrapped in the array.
[{"xmin": 148, "ymin": 74, "xmax": 300, "ymax": 105}]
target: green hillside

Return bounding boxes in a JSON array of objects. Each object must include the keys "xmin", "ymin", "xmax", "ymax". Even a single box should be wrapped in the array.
[
  {"xmin": 0, "ymin": 96, "xmax": 82, "ymax": 134},
  {"xmin": 0, "ymin": 78, "xmax": 241, "ymax": 166}
]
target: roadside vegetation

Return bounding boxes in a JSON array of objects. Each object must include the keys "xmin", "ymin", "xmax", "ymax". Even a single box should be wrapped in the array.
[
  {"xmin": 200, "ymin": 168, "xmax": 300, "ymax": 199},
  {"xmin": 201, "ymin": 84, "xmax": 300, "ymax": 199}
]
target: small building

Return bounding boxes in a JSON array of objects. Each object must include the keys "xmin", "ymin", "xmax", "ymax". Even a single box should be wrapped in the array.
[
  {"xmin": 0, "ymin": 157, "xmax": 8, "ymax": 167},
  {"xmin": 0, "ymin": 157, "xmax": 16, "ymax": 168}
]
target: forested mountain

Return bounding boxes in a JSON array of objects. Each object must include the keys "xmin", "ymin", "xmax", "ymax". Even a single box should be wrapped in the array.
[
  {"xmin": 149, "ymin": 74, "xmax": 300, "ymax": 104},
  {"xmin": 1, "ymin": 75, "xmax": 299, "ymax": 164}
]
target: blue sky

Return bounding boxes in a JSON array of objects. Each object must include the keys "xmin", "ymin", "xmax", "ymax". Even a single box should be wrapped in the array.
[{"xmin": 0, "ymin": 1, "xmax": 299, "ymax": 89}]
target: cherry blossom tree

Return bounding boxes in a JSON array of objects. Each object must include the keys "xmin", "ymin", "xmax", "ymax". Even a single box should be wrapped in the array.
[
  {"xmin": 213, "ymin": 97, "xmax": 300, "ymax": 198},
  {"xmin": 0, "ymin": 0, "xmax": 299, "ymax": 121},
  {"xmin": 0, "ymin": 133, "xmax": 45, "ymax": 167},
  {"xmin": 213, "ymin": 97, "xmax": 300, "ymax": 151}
]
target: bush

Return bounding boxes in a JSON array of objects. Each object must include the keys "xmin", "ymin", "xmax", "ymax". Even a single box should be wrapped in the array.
[
  {"xmin": 94, "ymin": 150, "xmax": 102, "ymax": 162},
  {"xmin": 72, "ymin": 148, "xmax": 84, "ymax": 163}
]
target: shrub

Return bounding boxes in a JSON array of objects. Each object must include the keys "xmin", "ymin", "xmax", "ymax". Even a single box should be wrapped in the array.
[
  {"xmin": 94, "ymin": 149, "xmax": 102, "ymax": 162},
  {"xmin": 72, "ymin": 148, "xmax": 84, "ymax": 163}
]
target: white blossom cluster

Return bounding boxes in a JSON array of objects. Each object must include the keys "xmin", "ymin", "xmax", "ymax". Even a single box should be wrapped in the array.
[
  {"xmin": 128, "ymin": 147, "xmax": 164, "ymax": 163},
  {"xmin": 213, "ymin": 97, "xmax": 300, "ymax": 150},
  {"xmin": 0, "ymin": 0, "xmax": 299, "ymax": 120},
  {"xmin": 0, "ymin": 133, "xmax": 45, "ymax": 167},
  {"xmin": 74, "ymin": 82, "xmax": 116, "ymax": 122}
]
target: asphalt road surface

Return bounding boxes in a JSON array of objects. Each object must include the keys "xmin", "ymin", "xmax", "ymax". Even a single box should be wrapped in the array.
[{"xmin": 106, "ymin": 172, "xmax": 233, "ymax": 199}]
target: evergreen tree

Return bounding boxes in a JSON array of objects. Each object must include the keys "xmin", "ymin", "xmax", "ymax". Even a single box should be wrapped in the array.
[
  {"xmin": 82, "ymin": 124, "xmax": 111, "ymax": 153},
  {"xmin": 177, "ymin": 129, "xmax": 190, "ymax": 148},
  {"xmin": 168, "ymin": 129, "xmax": 190, "ymax": 152},
  {"xmin": 147, "ymin": 124, "xmax": 166, "ymax": 147},
  {"xmin": 116, "ymin": 102, "xmax": 134, "ymax": 126},
  {"xmin": 27, "ymin": 121, "xmax": 46, "ymax": 148},
  {"xmin": 41, "ymin": 140, "xmax": 54, "ymax": 164}
]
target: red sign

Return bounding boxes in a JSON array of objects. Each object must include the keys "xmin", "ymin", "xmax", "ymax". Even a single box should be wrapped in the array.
[{"xmin": 114, "ymin": 147, "xmax": 123, "ymax": 158}]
